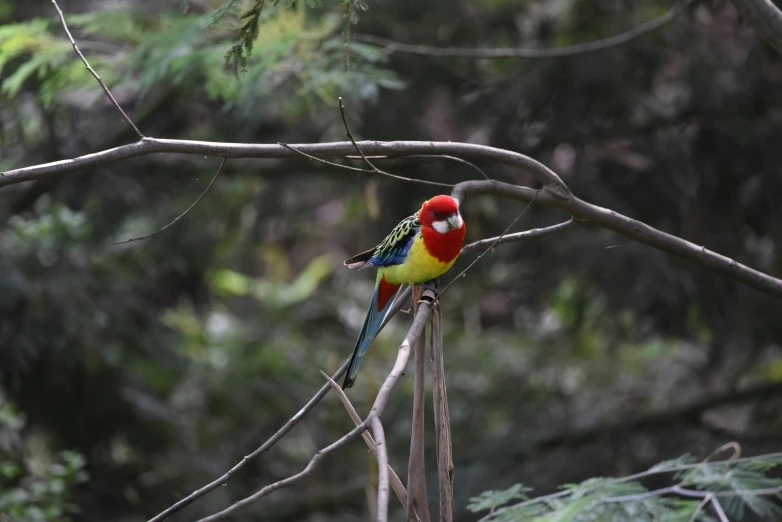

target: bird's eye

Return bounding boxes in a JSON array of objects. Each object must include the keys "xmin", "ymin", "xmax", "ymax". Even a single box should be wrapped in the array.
[{"xmin": 433, "ymin": 210, "xmax": 443, "ymax": 219}]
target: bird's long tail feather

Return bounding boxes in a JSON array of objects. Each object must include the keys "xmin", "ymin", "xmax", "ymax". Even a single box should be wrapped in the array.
[{"xmin": 342, "ymin": 274, "xmax": 401, "ymax": 389}]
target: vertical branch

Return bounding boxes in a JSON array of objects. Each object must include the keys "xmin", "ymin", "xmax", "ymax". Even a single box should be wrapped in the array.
[
  {"xmin": 371, "ymin": 415, "xmax": 390, "ymax": 522},
  {"xmin": 407, "ymin": 286, "xmax": 431, "ymax": 522},
  {"xmin": 431, "ymin": 303, "xmax": 453, "ymax": 522},
  {"xmin": 319, "ymin": 370, "xmax": 409, "ymax": 508}
]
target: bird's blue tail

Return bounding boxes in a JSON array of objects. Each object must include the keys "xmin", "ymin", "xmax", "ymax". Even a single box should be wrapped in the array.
[{"xmin": 343, "ymin": 274, "xmax": 401, "ymax": 389}]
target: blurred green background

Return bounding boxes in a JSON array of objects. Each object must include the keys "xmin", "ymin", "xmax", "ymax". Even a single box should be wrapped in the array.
[{"xmin": 1, "ymin": 0, "xmax": 782, "ymax": 520}]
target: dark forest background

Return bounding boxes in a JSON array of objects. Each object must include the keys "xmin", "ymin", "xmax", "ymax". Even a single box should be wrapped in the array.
[{"xmin": 1, "ymin": 0, "xmax": 782, "ymax": 520}]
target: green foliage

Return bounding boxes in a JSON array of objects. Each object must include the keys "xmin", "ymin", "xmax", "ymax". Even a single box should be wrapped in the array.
[
  {"xmin": 223, "ymin": 0, "xmax": 267, "ymax": 74},
  {"xmin": 0, "ymin": 19, "xmax": 96, "ymax": 106},
  {"xmin": 469, "ymin": 454, "xmax": 782, "ymax": 522},
  {"xmin": 210, "ymin": 254, "xmax": 333, "ymax": 307},
  {"xmin": 0, "ymin": 4, "xmax": 401, "ymax": 123},
  {"xmin": 0, "ymin": 393, "xmax": 88, "ymax": 522}
]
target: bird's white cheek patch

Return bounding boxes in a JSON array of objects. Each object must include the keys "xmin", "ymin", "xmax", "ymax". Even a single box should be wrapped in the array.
[{"xmin": 432, "ymin": 220, "xmax": 450, "ymax": 234}]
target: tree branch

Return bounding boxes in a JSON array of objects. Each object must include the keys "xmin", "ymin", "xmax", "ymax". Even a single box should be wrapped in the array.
[
  {"xmin": 193, "ymin": 290, "xmax": 436, "ymax": 522},
  {"xmin": 371, "ymin": 414, "xmax": 390, "ymax": 522},
  {"xmin": 3, "ymin": 138, "xmax": 781, "ymax": 300},
  {"xmin": 319, "ymin": 371, "xmax": 410, "ymax": 510},
  {"xmin": 0, "ymin": 138, "xmax": 569, "ymax": 197},
  {"xmin": 279, "ymin": 142, "xmax": 453, "ymax": 188},
  {"xmin": 431, "ymin": 305, "xmax": 453, "ymax": 522},
  {"xmin": 50, "ymin": 0, "xmax": 144, "ymax": 138},
  {"xmin": 407, "ymin": 294, "xmax": 431, "ymax": 522},
  {"xmin": 729, "ymin": 0, "xmax": 782, "ymax": 56},
  {"xmin": 355, "ymin": 1, "xmax": 690, "ymax": 59},
  {"xmin": 459, "ymin": 219, "xmax": 577, "ymax": 255},
  {"xmin": 451, "ymin": 179, "xmax": 782, "ymax": 299},
  {"xmin": 147, "ymin": 359, "xmax": 347, "ymax": 522}
]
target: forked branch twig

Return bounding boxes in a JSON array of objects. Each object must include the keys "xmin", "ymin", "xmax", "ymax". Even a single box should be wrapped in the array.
[
  {"xmin": 320, "ymin": 371, "xmax": 409, "ymax": 509},
  {"xmin": 50, "ymin": 0, "xmax": 143, "ymax": 138}
]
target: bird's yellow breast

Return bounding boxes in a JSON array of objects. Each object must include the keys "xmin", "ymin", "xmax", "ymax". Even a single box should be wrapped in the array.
[{"xmin": 380, "ymin": 234, "xmax": 457, "ymax": 285}]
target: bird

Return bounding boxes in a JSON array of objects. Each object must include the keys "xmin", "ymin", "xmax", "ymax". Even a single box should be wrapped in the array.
[{"xmin": 341, "ymin": 194, "xmax": 466, "ymax": 389}]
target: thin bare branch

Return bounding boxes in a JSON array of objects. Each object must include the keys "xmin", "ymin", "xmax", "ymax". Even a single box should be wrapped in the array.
[
  {"xmin": 319, "ymin": 370, "xmax": 409, "ymax": 510},
  {"xmin": 115, "ymin": 158, "xmax": 226, "ymax": 245},
  {"xmin": 195, "ymin": 289, "xmax": 437, "ymax": 522},
  {"xmin": 354, "ymin": 153, "xmax": 490, "ymax": 181},
  {"xmin": 451, "ymin": 178, "xmax": 782, "ymax": 300},
  {"xmin": 337, "ymin": 98, "xmax": 454, "ymax": 188},
  {"xmin": 147, "ymin": 358, "xmax": 349, "ymax": 522},
  {"xmin": 729, "ymin": 0, "xmax": 782, "ymax": 56},
  {"xmin": 436, "ymin": 183, "xmax": 553, "ymax": 301},
  {"xmin": 50, "ymin": 0, "xmax": 143, "ymax": 138},
  {"xmin": 687, "ymin": 495, "xmax": 712, "ymax": 522},
  {"xmin": 355, "ymin": 1, "xmax": 689, "ymax": 59},
  {"xmin": 371, "ymin": 415, "xmax": 390, "ymax": 522},
  {"xmin": 460, "ymin": 218, "xmax": 576, "ymax": 255},
  {"xmin": 280, "ymin": 142, "xmax": 452, "ymax": 188},
  {"xmin": 407, "ymin": 292, "xmax": 431, "ymax": 522},
  {"xmin": 339, "ymin": 97, "xmax": 380, "ymax": 171},
  {"xmin": 709, "ymin": 496, "xmax": 730, "ymax": 522},
  {"xmin": 195, "ymin": 419, "xmax": 371, "ymax": 522},
  {"xmin": 430, "ymin": 305, "xmax": 453, "ymax": 522},
  {"xmin": 3, "ymin": 138, "xmax": 781, "ymax": 300}
]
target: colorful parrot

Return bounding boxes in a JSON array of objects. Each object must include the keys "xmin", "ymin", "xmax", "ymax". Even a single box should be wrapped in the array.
[{"xmin": 342, "ymin": 195, "xmax": 466, "ymax": 389}]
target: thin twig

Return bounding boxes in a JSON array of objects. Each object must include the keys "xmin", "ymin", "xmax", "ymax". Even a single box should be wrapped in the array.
[
  {"xmin": 459, "ymin": 218, "xmax": 577, "ymax": 255},
  {"xmin": 355, "ymin": 0, "xmax": 690, "ymax": 59},
  {"xmin": 195, "ymin": 291, "xmax": 436, "ymax": 522},
  {"xmin": 319, "ymin": 370, "xmax": 409, "ymax": 510},
  {"xmin": 372, "ymin": 415, "xmax": 390, "ymax": 522},
  {"xmin": 196, "ymin": 420, "xmax": 372, "ymax": 522},
  {"xmin": 147, "ymin": 358, "xmax": 349, "ymax": 522},
  {"xmin": 407, "ymin": 290, "xmax": 431, "ymax": 522},
  {"xmin": 336, "ymin": 98, "xmax": 455, "ymax": 187},
  {"xmin": 280, "ymin": 142, "xmax": 452, "ymax": 187},
  {"xmin": 687, "ymin": 495, "xmax": 712, "ymax": 522},
  {"xmin": 435, "ymin": 183, "xmax": 554, "ymax": 302},
  {"xmin": 351, "ymin": 154, "xmax": 490, "ymax": 181},
  {"xmin": 50, "ymin": 0, "xmax": 144, "ymax": 138},
  {"xmin": 339, "ymin": 97, "xmax": 381, "ymax": 172},
  {"xmin": 709, "ymin": 496, "xmax": 730, "ymax": 522},
  {"xmin": 431, "ymin": 304, "xmax": 453, "ymax": 522},
  {"xmin": 115, "ymin": 158, "xmax": 226, "ymax": 245}
]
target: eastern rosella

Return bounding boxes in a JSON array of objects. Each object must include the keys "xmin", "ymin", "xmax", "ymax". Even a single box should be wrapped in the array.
[{"xmin": 342, "ymin": 195, "xmax": 466, "ymax": 389}]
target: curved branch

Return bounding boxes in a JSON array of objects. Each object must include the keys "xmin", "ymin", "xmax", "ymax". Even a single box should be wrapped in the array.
[
  {"xmin": 0, "ymin": 138, "xmax": 570, "ymax": 199},
  {"xmin": 729, "ymin": 0, "xmax": 782, "ymax": 55},
  {"xmin": 451, "ymin": 179, "xmax": 782, "ymax": 299},
  {"xmin": 147, "ymin": 360, "xmax": 349, "ymax": 522},
  {"xmin": 4, "ymin": 138, "xmax": 781, "ymax": 299},
  {"xmin": 115, "ymin": 158, "xmax": 226, "ymax": 244},
  {"xmin": 355, "ymin": 1, "xmax": 689, "ymax": 59},
  {"xmin": 193, "ymin": 293, "xmax": 435, "ymax": 522}
]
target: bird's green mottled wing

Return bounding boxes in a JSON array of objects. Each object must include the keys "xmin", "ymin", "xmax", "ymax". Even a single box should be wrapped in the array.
[{"xmin": 343, "ymin": 212, "xmax": 420, "ymax": 269}]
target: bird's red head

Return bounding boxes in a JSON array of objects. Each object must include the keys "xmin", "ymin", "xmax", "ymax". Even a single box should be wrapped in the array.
[{"xmin": 419, "ymin": 195, "xmax": 464, "ymax": 234}]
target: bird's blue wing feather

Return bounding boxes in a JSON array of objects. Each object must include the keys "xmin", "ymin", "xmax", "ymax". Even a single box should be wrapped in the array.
[
  {"xmin": 343, "ymin": 275, "xmax": 401, "ymax": 388},
  {"xmin": 362, "ymin": 213, "xmax": 420, "ymax": 268}
]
